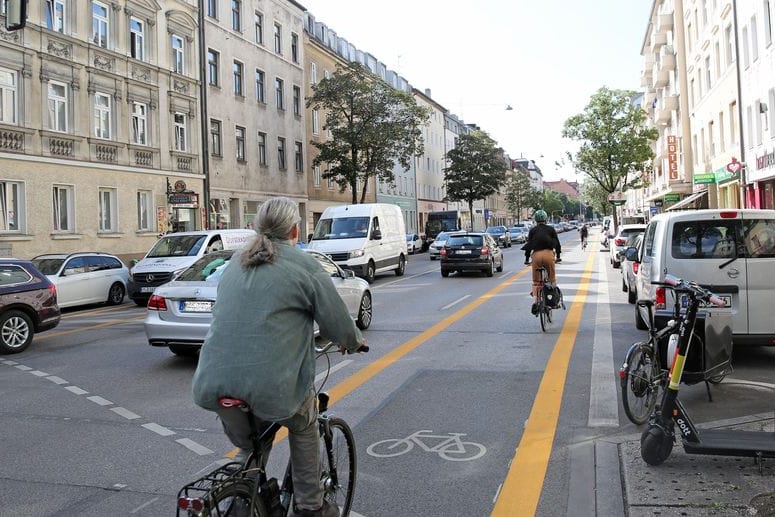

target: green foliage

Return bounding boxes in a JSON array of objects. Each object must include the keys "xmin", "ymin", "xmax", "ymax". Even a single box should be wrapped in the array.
[
  {"xmin": 444, "ymin": 131, "xmax": 508, "ymax": 223},
  {"xmin": 504, "ymin": 170, "xmax": 541, "ymax": 223},
  {"xmin": 307, "ymin": 62, "xmax": 431, "ymax": 203},
  {"xmin": 581, "ymin": 181, "xmax": 612, "ymax": 217}
]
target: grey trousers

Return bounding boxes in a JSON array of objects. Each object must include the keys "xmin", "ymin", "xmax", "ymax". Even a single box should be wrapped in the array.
[{"xmin": 215, "ymin": 390, "xmax": 322, "ymax": 510}]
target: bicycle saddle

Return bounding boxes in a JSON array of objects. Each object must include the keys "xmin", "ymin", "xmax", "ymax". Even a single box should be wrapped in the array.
[{"xmin": 219, "ymin": 397, "xmax": 250, "ymax": 410}]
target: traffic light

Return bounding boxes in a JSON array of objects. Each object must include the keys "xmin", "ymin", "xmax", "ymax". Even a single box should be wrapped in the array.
[{"xmin": 4, "ymin": 0, "xmax": 27, "ymax": 31}]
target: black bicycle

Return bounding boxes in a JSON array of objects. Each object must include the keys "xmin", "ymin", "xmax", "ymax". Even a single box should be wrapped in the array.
[
  {"xmin": 177, "ymin": 341, "xmax": 367, "ymax": 517},
  {"xmin": 534, "ymin": 265, "xmax": 563, "ymax": 332}
]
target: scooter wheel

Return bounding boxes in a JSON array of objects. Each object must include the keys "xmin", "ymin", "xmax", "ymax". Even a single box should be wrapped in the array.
[{"xmin": 640, "ymin": 425, "xmax": 674, "ymax": 466}]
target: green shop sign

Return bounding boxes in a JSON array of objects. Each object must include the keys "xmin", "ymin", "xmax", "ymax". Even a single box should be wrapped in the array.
[
  {"xmin": 693, "ymin": 167, "xmax": 735, "ymax": 185},
  {"xmin": 664, "ymin": 193, "xmax": 681, "ymax": 202}
]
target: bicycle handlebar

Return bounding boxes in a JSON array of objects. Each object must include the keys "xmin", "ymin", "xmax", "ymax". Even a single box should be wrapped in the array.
[{"xmin": 663, "ymin": 274, "xmax": 727, "ymax": 307}]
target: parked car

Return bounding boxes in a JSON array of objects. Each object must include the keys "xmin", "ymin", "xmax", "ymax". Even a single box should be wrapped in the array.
[
  {"xmin": 620, "ymin": 233, "xmax": 643, "ymax": 304},
  {"xmin": 406, "ymin": 233, "xmax": 422, "ymax": 254},
  {"xmin": 609, "ymin": 224, "xmax": 647, "ymax": 268},
  {"xmin": 429, "ymin": 231, "xmax": 453, "ymax": 260},
  {"xmin": 440, "ymin": 232, "xmax": 504, "ymax": 277},
  {"xmin": 144, "ymin": 249, "xmax": 373, "ymax": 357},
  {"xmin": 0, "ymin": 259, "xmax": 61, "ymax": 354},
  {"xmin": 32, "ymin": 252, "xmax": 129, "ymax": 309},
  {"xmin": 485, "ymin": 226, "xmax": 511, "ymax": 248},
  {"xmin": 509, "ymin": 227, "xmax": 527, "ymax": 244}
]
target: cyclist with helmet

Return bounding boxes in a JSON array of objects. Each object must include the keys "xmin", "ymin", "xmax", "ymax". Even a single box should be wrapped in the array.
[
  {"xmin": 579, "ymin": 224, "xmax": 589, "ymax": 249},
  {"xmin": 523, "ymin": 210, "xmax": 562, "ymax": 315}
]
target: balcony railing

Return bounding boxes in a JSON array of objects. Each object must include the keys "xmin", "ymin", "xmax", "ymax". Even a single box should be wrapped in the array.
[
  {"xmin": 49, "ymin": 136, "xmax": 75, "ymax": 157},
  {"xmin": 656, "ymin": 13, "xmax": 673, "ymax": 34},
  {"xmin": 94, "ymin": 143, "xmax": 118, "ymax": 163},
  {"xmin": 0, "ymin": 128, "xmax": 24, "ymax": 152}
]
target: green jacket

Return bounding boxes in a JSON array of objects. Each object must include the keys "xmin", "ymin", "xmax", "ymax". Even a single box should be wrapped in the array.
[{"xmin": 192, "ymin": 241, "xmax": 364, "ymax": 421}]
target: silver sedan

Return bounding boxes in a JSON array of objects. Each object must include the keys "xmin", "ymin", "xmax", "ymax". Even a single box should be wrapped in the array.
[{"xmin": 144, "ymin": 249, "xmax": 372, "ymax": 357}]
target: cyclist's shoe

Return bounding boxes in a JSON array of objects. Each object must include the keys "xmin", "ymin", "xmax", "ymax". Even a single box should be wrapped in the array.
[
  {"xmin": 524, "ymin": 260, "xmax": 530, "ymax": 265},
  {"xmin": 289, "ymin": 500, "xmax": 339, "ymax": 517},
  {"xmin": 531, "ymin": 303, "xmax": 539, "ymax": 315}
]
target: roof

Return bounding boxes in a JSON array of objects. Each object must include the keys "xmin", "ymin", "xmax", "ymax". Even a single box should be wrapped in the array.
[{"xmin": 544, "ymin": 180, "xmax": 580, "ymax": 199}]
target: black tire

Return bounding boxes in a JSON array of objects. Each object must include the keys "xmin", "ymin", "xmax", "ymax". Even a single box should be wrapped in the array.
[
  {"xmin": 621, "ymin": 277, "xmax": 628, "ymax": 293},
  {"xmin": 621, "ymin": 344, "xmax": 661, "ymax": 425},
  {"xmin": 321, "ymin": 417, "xmax": 356, "ymax": 517},
  {"xmin": 485, "ymin": 261, "xmax": 494, "ymax": 277},
  {"xmin": 441, "ymin": 269, "xmax": 449, "ymax": 278},
  {"xmin": 612, "ymin": 259, "xmax": 621, "ymax": 269},
  {"xmin": 169, "ymin": 344, "xmax": 199, "ymax": 357},
  {"xmin": 356, "ymin": 292, "xmax": 372, "ymax": 330},
  {"xmin": 394, "ymin": 255, "xmax": 405, "ymax": 277},
  {"xmin": 364, "ymin": 261, "xmax": 375, "ymax": 284},
  {"xmin": 640, "ymin": 424, "xmax": 674, "ymax": 466},
  {"xmin": 208, "ymin": 478, "xmax": 267, "ymax": 516},
  {"xmin": 0, "ymin": 310, "xmax": 33, "ymax": 354},
  {"xmin": 539, "ymin": 301, "xmax": 548, "ymax": 332},
  {"xmin": 496, "ymin": 258, "xmax": 504, "ymax": 272},
  {"xmin": 635, "ymin": 306, "xmax": 649, "ymax": 330},
  {"xmin": 107, "ymin": 282, "xmax": 125, "ymax": 305},
  {"xmin": 627, "ymin": 285, "xmax": 637, "ymax": 304}
]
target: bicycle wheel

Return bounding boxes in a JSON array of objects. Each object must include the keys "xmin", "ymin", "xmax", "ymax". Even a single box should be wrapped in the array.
[
  {"xmin": 320, "ymin": 417, "xmax": 356, "ymax": 517},
  {"xmin": 621, "ymin": 343, "xmax": 661, "ymax": 425},
  {"xmin": 539, "ymin": 299, "xmax": 548, "ymax": 332},
  {"xmin": 208, "ymin": 478, "xmax": 268, "ymax": 517}
]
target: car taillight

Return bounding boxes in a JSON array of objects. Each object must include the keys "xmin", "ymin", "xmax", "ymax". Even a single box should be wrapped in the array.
[
  {"xmin": 48, "ymin": 284, "xmax": 57, "ymax": 301},
  {"xmin": 481, "ymin": 246, "xmax": 490, "ymax": 255},
  {"xmin": 632, "ymin": 262, "xmax": 639, "ymax": 275},
  {"xmin": 147, "ymin": 294, "xmax": 167, "ymax": 311},
  {"xmin": 615, "ymin": 238, "xmax": 626, "ymax": 246},
  {"xmin": 655, "ymin": 286, "xmax": 666, "ymax": 310}
]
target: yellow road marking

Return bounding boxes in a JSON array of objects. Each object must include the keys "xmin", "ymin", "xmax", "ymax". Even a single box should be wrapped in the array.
[
  {"xmin": 491, "ymin": 249, "xmax": 597, "ymax": 517},
  {"xmin": 37, "ymin": 315, "xmax": 145, "ymax": 340},
  {"xmin": 61, "ymin": 304, "xmax": 139, "ymax": 320}
]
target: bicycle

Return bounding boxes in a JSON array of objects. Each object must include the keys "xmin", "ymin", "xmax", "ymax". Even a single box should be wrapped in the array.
[
  {"xmin": 177, "ymin": 341, "xmax": 368, "ymax": 517},
  {"xmin": 534, "ymin": 265, "xmax": 564, "ymax": 332}
]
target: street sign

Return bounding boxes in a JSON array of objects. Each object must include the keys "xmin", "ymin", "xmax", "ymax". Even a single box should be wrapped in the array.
[{"xmin": 726, "ymin": 157, "xmax": 743, "ymax": 174}]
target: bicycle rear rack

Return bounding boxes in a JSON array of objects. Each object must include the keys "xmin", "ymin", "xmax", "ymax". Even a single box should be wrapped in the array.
[{"xmin": 176, "ymin": 461, "xmax": 254, "ymax": 516}]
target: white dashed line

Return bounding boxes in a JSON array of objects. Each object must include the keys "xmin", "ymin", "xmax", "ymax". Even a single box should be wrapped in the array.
[
  {"xmin": 176, "ymin": 438, "xmax": 214, "ymax": 456},
  {"xmin": 64, "ymin": 386, "xmax": 89, "ymax": 395},
  {"xmin": 3, "ymin": 360, "xmax": 18, "ymax": 365},
  {"xmin": 130, "ymin": 497, "xmax": 159, "ymax": 514},
  {"xmin": 441, "ymin": 295, "xmax": 471, "ymax": 311},
  {"xmin": 111, "ymin": 407, "xmax": 141, "ymax": 420},
  {"xmin": 46, "ymin": 376, "xmax": 68, "ymax": 385},
  {"xmin": 87, "ymin": 395, "xmax": 113, "ymax": 406},
  {"xmin": 30, "ymin": 370, "xmax": 49, "ymax": 377},
  {"xmin": 14, "ymin": 365, "xmax": 32, "ymax": 371},
  {"xmin": 142, "ymin": 423, "xmax": 176, "ymax": 437}
]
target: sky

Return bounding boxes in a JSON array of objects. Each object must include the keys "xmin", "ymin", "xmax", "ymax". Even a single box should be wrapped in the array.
[{"xmin": 306, "ymin": 0, "xmax": 653, "ymax": 182}]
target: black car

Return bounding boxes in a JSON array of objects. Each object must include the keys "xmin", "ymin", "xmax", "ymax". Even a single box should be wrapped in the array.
[
  {"xmin": 440, "ymin": 232, "xmax": 504, "ymax": 277},
  {"xmin": 0, "ymin": 259, "xmax": 61, "ymax": 354},
  {"xmin": 485, "ymin": 225, "xmax": 512, "ymax": 247}
]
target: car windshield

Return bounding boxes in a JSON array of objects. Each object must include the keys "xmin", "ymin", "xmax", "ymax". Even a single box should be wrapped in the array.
[
  {"xmin": 31, "ymin": 258, "xmax": 65, "ymax": 275},
  {"xmin": 176, "ymin": 251, "xmax": 234, "ymax": 282},
  {"xmin": 147, "ymin": 235, "xmax": 208, "ymax": 258},
  {"xmin": 486, "ymin": 227, "xmax": 504, "ymax": 234},
  {"xmin": 312, "ymin": 217, "xmax": 370, "ymax": 240},
  {"xmin": 434, "ymin": 232, "xmax": 451, "ymax": 243},
  {"xmin": 448, "ymin": 235, "xmax": 483, "ymax": 246}
]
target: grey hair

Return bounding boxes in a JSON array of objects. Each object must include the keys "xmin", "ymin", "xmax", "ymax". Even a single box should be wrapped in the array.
[{"xmin": 241, "ymin": 197, "xmax": 300, "ymax": 268}]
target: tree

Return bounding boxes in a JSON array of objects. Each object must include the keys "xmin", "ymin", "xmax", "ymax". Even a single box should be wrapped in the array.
[
  {"xmin": 307, "ymin": 62, "xmax": 430, "ymax": 203},
  {"xmin": 444, "ymin": 131, "xmax": 508, "ymax": 230},
  {"xmin": 581, "ymin": 180, "xmax": 611, "ymax": 219},
  {"xmin": 562, "ymin": 87, "xmax": 657, "ymax": 228},
  {"xmin": 504, "ymin": 170, "xmax": 540, "ymax": 223},
  {"xmin": 539, "ymin": 190, "xmax": 565, "ymax": 222}
]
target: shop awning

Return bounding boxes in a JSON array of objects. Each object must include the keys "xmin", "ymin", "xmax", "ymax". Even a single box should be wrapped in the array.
[{"xmin": 665, "ymin": 190, "xmax": 708, "ymax": 211}]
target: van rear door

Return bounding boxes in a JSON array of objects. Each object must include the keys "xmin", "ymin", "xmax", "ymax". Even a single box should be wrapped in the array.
[{"xmin": 741, "ymin": 213, "xmax": 775, "ymax": 337}]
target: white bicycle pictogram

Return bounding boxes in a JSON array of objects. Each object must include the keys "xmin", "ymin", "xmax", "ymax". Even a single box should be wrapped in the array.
[{"xmin": 366, "ymin": 430, "xmax": 486, "ymax": 461}]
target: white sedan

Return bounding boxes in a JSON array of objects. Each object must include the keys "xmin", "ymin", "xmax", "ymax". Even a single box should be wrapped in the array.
[
  {"xmin": 406, "ymin": 233, "xmax": 422, "ymax": 254},
  {"xmin": 32, "ymin": 252, "xmax": 129, "ymax": 308}
]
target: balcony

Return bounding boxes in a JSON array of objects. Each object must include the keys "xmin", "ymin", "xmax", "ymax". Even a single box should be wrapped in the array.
[
  {"xmin": 659, "ymin": 46, "xmax": 676, "ymax": 72},
  {"xmin": 651, "ymin": 31, "xmax": 667, "ymax": 50},
  {"xmin": 653, "ymin": 64, "xmax": 669, "ymax": 88},
  {"xmin": 656, "ymin": 13, "xmax": 673, "ymax": 34},
  {"xmin": 641, "ymin": 68, "xmax": 653, "ymax": 87},
  {"xmin": 656, "ymin": 95, "xmax": 678, "ymax": 124},
  {"xmin": 0, "ymin": 128, "xmax": 24, "ymax": 152}
]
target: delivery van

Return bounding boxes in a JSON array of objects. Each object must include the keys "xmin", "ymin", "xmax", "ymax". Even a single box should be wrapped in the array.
[
  {"xmin": 128, "ymin": 229, "xmax": 255, "ymax": 305},
  {"xmin": 308, "ymin": 203, "xmax": 407, "ymax": 283}
]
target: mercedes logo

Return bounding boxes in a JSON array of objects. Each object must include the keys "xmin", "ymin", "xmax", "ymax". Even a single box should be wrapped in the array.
[{"xmin": 147, "ymin": 274, "xmax": 155, "ymax": 282}]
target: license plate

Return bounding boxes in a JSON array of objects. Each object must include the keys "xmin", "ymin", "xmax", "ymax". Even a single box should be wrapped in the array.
[
  {"xmin": 181, "ymin": 300, "xmax": 213, "ymax": 312},
  {"xmin": 681, "ymin": 294, "xmax": 731, "ymax": 308},
  {"xmin": 456, "ymin": 250, "xmax": 472, "ymax": 255},
  {"xmin": 140, "ymin": 287, "xmax": 155, "ymax": 293}
]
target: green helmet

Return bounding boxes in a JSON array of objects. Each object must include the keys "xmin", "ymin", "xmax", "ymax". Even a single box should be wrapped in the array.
[{"xmin": 533, "ymin": 210, "xmax": 548, "ymax": 223}]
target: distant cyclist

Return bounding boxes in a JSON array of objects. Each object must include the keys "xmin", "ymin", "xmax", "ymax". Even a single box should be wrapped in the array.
[
  {"xmin": 522, "ymin": 210, "xmax": 562, "ymax": 315},
  {"xmin": 579, "ymin": 224, "xmax": 589, "ymax": 250}
]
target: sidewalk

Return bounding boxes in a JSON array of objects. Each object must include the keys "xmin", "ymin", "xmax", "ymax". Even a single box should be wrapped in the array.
[{"xmin": 591, "ymin": 413, "xmax": 775, "ymax": 516}]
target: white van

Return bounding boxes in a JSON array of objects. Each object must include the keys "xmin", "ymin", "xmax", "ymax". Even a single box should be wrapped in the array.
[
  {"xmin": 633, "ymin": 209, "xmax": 775, "ymax": 345},
  {"xmin": 129, "ymin": 229, "xmax": 255, "ymax": 305},
  {"xmin": 307, "ymin": 203, "xmax": 407, "ymax": 283}
]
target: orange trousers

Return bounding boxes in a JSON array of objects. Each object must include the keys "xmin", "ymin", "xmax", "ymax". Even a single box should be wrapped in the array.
[{"xmin": 530, "ymin": 249, "xmax": 556, "ymax": 299}]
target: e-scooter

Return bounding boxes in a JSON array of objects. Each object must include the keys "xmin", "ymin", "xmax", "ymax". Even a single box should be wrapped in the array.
[{"xmin": 640, "ymin": 275, "xmax": 775, "ymax": 466}]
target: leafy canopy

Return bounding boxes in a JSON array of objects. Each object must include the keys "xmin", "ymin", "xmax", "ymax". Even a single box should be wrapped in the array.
[
  {"xmin": 307, "ymin": 62, "xmax": 431, "ymax": 203},
  {"xmin": 504, "ymin": 169, "xmax": 541, "ymax": 223}
]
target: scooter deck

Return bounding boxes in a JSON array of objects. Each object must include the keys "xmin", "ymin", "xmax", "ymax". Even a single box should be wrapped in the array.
[{"xmin": 683, "ymin": 429, "xmax": 775, "ymax": 458}]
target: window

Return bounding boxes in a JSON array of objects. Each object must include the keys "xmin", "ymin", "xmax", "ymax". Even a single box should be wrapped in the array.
[
  {"xmin": 0, "ymin": 181, "xmax": 23, "ymax": 232},
  {"xmin": 52, "ymin": 185, "xmax": 74, "ymax": 232},
  {"xmin": 92, "ymin": 1, "xmax": 109, "ymax": 48},
  {"xmin": 45, "ymin": 0, "xmax": 65, "ymax": 32},
  {"xmin": 719, "ymin": 111, "xmax": 725, "ymax": 152},
  {"xmin": 274, "ymin": 23, "xmax": 282, "ymax": 54},
  {"xmin": 291, "ymin": 32, "xmax": 299, "ymax": 63},
  {"xmin": 310, "ymin": 62, "xmax": 317, "ymax": 84},
  {"xmin": 131, "ymin": 102, "xmax": 147, "ymax": 145},
  {"xmin": 130, "ymin": 17, "xmax": 145, "ymax": 61},
  {"xmin": 258, "ymin": 132, "xmax": 267, "ymax": 165},
  {"xmin": 236, "ymin": 126, "xmax": 245, "ymax": 161},
  {"xmin": 254, "ymin": 12, "xmax": 263, "ymax": 44},
  {"xmin": 231, "ymin": 0, "xmax": 241, "ymax": 31},
  {"xmin": 277, "ymin": 137, "xmax": 286, "ymax": 169},
  {"xmin": 730, "ymin": 101, "xmax": 737, "ymax": 146},
  {"xmin": 94, "ymin": 92, "xmax": 111, "ymax": 139},
  {"xmin": 98, "ymin": 188, "xmax": 117, "ymax": 232},
  {"xmin": 766, "ymin": 0, "xmax": 773, "ymax": 47},
  {"xmin": 275, "ymin": 78, "xmax": 284, "ymax": 109},
  {"xmin": 671, "ymin": 220, "xmax": 738, "ymax": 259},
  {"xmin": 293, "ymin": 85, "xmax": 301, "ymax": 116},
  {"xmin": 137, "ymin": 190, "xmax": 152, "ymax": 231},
  {"xmin": 210, "ymin": 119, "xmax": 222, "ymax": 156},
  {"xmin": 172, "ymin": 35, "xmax": 185, "ymax": 74},
  {"xmin": 208, "ymin": 49, "xmax": 219, "ymax": 86},
  {"xmin": 233, "ymin": 61, "xmax": 243, "ymax": 96},
  {"xmin": 313, "ymin": 165, "xmax": 321, "ymax": 187},
  {"xmin": 714, "ymin": 41, "xmax": 721, "ymax": 78},
  {"xmin": 312, "ymin": 109, "xmax": 319, "ymax": 134},
  {"xmin": 174, "ymin": 113, "xmax": 187, "ymax": 152},
  {"xmin": 48, "ymin": 81, "xmax": 68, "ymax": 132},
  {"xmin": 742, "ymin": 26, "xmax": 750, "ymax": 67},
  {"xmin": 751, "ymin": 16, "xmax": 760, "ymax": 61},
  {"xmin": 255, "ymin": 69, "xmax": 265, "ymax": 102},
  {"xmin": 725, "ymin": 25, "xmax": 734, "ymax": 66},
  {"xmin": 705, "ymin": 56, "xmax": 712, "ymax": 90},
  {"xmin": 294, "ymin": 142, "xmax": 303, "ymax": 172},
  {"xmin": 0, "ymin": 68, "xmax": 17, "ymax": 125},
  {"xmin": 708, "ymin": 120, "xmax": 715, "ymax": 155},
  {"xmin": 207, "ymin": 0, "xmax": 217, "ymax": 18}
]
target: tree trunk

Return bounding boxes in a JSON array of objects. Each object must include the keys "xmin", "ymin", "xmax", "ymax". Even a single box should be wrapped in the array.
[
  {"xmin": 350, "ymin": 178, "xmax": 358, "ymax": 204},
  {"xmin": 359, "ymin": 175, "xmax": 369, "ymax": 204},
  {"xmin": 468, "ymin": 200, "xmax": 475, "ymax": 231}
]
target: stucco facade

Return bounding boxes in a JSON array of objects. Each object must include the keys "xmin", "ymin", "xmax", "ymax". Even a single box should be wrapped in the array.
[{"xmin": 413, "ymin": 88, "xmax": 448, "ymax": 234}]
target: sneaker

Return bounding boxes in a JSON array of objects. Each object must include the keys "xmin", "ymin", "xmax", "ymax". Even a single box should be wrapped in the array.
[
  {"xmin": 289, "ymin": 500, "xmax": 339, "ymax": 517},
  {"xmin": 531, "ymin": 303, "xmax": 538, "ymax": 315}
]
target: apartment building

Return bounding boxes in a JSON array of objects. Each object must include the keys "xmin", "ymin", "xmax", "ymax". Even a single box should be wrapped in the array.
[
  {"xmin": 203, "ymin": 0, "xmax": 308, "ymax": 236},
  {"xmin": 0, "ymin": 0, "xmax": 203, "ymax": 261},
  {"xmin": 413, "ymin": 88, "xmax": 447, "ymax": 234}
]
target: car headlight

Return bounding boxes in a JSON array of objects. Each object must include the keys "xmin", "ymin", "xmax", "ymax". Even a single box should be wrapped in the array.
[{"xmin": 349, "ymin": 249, "xmax": 365, "ymax": 258}]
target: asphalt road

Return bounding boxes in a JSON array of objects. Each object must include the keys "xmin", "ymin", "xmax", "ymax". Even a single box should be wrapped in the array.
[{"xmin": 1, "ymin": 228, "xmax": 773, "ymax": 516}]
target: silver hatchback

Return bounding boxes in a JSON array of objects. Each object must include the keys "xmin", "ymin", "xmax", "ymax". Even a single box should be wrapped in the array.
[{"xmin": 144, "ymin": 249, "xmax": 373, "ymax": 356}]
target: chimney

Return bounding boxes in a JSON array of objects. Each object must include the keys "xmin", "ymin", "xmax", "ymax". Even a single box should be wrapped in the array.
[{"xmin": 424, "ymin": 88, "xmax": 431, "ymax": 98}]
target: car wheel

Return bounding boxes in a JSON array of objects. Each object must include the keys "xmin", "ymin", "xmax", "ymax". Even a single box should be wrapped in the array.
[
  {"xmin": 430, "ymin": 256, "xmax": 436, "ymax": 261},
  {"xmin": 622, "ymin": 277, "xmax": 628, "ymax": 292},
  {"xmin": 0, "ymin": 310, "xmax": 33, "ymax": 354},
  {"xmin": 628, "ymin": 285, "xmax": 637, "ymax": 304},
  {"xmin": 496, "ymin": 257, "xmax": 504, "ymax": 272},
  {"xmin": 612, "ymin": 259, "xmax": 620, "ymax": 269},
  {"xmin": 364, "ymin": 261, "xmax": 375, "ymax": 283},
  {"xmin": 107, "ymin": 282, "xmax": 125, "ymax": 305},
  {"xmin": 486, "ymin": 261, "xmax": 494, "ymax": 277},
  {"xmin": 168, "ymin": 344, "xmax": 199, "ymax": 357},
  {"xmin": 356, "ymin": 291, "xmax": 372, "ymax": 330},
  {"xmin": 441, "ymin": 269, "xmax": 450, "ymax": 277},
  {"xmin": 394, "ymin": 255, "xmax": 406, "ymax": 277}
]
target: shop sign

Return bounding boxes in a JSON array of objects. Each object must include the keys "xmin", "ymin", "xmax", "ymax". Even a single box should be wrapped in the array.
[
  {"xmin": 664, "ymin": 193, "xmax": 681, "ymax": 202},
  {"xmin": 168, "ymin": 192, "xmax": 199, "ymax": 208},
  {"xmin": 667, "ymin": 135, "xmax": 678, "ymax": 180},
  {"xmin": 654, "ymin": 200, "xmax": 664, "ymax": 207},
  {"xmin": 693, "ymin": 173, "xmax": 716, "ymax": 184},
  {"xmin": 756, "ymin": 149, "xmax": 775, "ymax": 170}
]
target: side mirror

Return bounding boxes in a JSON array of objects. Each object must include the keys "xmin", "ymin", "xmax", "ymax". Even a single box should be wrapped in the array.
[
  {"xmin": 624, "ymin": 247, "xmax": 639, "ymax": 262},
  {"xmin": 370, "ymin": 229, "xmax": 382, "ymax": 240},
  {"xmin": 343, "ymin": 269, "xmax": 356, "ymax": 278}
]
